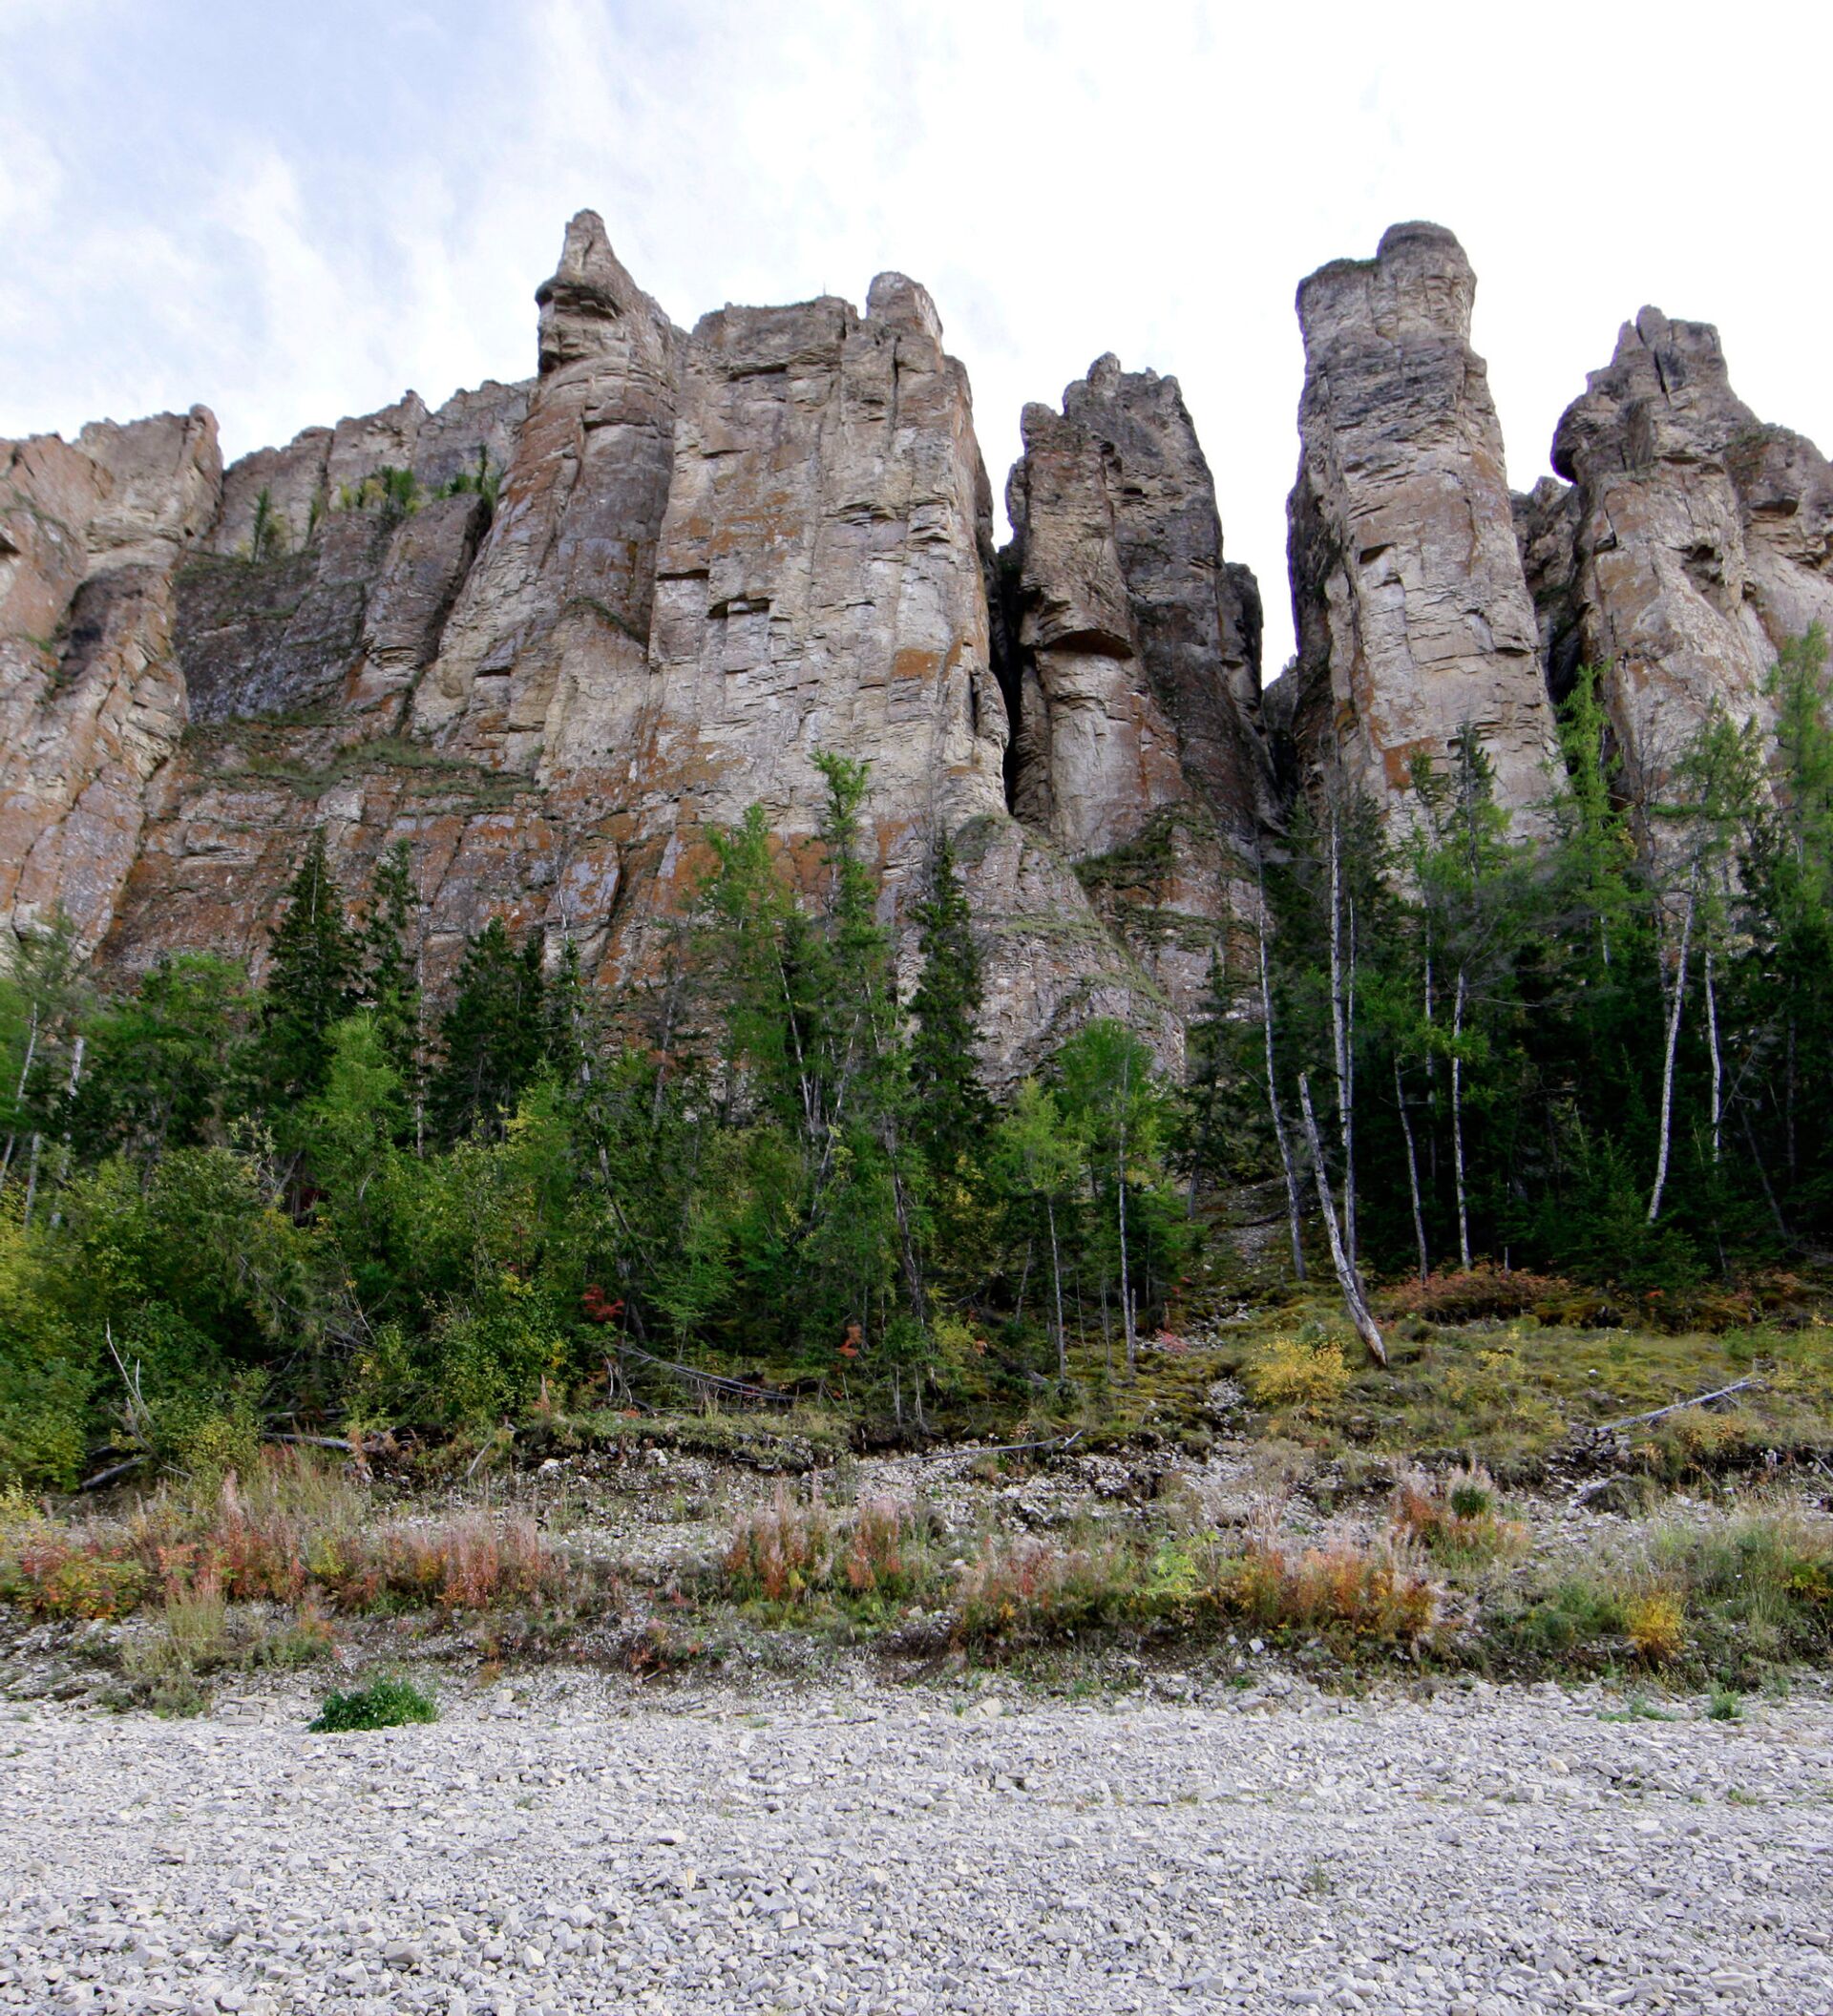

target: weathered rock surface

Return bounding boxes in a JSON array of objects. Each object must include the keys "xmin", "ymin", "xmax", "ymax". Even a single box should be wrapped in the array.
[
  {"xmin": 8, "ymin": 214, "xmax": 1171, "ymax": 1073},
  {"xmin": 1001, "ymin": 356, "xmax": 1267, "ymax": 1017},
  {"xmin": 1287, "ymin": 222, "xmax": 1556, "ymax": 825},
  {"xmin": 1536, "ymin": 306, "xmax": 1833, "ymax": 787},
  {"xmin": 0, "ymin": 407, "xmax": 221, "ymax": 954},
  {"xmin": 30, "ymin": 212, "xmax": 1825, "ymax": 1071}
]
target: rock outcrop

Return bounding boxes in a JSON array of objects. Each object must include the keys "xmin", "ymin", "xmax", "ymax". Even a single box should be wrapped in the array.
[
  {"xmin": 0, "ymin": 408, "xmax": 221, "ymax": 954},
  {"xmin": 19, "ymin": 209, "xmax": 1823, "ymax": 1079},
  {"xmin": 1530, "ymin": 307, "xmax": 1833, "ymax": 787},
  {"xmin": 4, "ymin": 214, "xmax": 1176, "ymax": 1079},
  {"xmin": 1286, "ymin": 222, "xmax": 1556, "ymax": 825},
  {"xmin": 1001, "ymin": 355, "xmax": 1267, "ymax": 1015}
]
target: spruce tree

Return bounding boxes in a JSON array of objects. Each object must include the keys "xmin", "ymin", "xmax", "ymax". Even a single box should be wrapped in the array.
[
  {"xmin": 358, "ymin": 840, "xmax": 422, "ymax": 1094},
  {"xmin": 905, "ymin": 828, "xmax": 991, "ymax": 1177},
  {"xmin": 426, "ymin": 918, "xmax": 548, "ymax": 1144},
  {"xmin": 256, "ymin": 830, "xmax": 358, "ymax": 1113}
]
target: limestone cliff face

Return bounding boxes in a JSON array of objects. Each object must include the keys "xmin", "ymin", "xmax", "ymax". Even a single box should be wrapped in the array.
[
  {"xmin": 22, "ymin": 210, "xmax": 1825, "ymax": 1078},
  {"xmin": 1531, "ymin": 308, "xmax": 1833, "ymax": 788},
  {"xmin": 1287, "ymin": 222, "xmax": 1556, "ymax": 825},
  {"xmin": 1001, "ymin": 355, "xmax": 1267, "ymax": 1017},
  {"xmin": 3, "ymin": 213, "xmax": 1174, "ymax": 1079},
  {"xmin": 0, "ymin": 408, "xmax": 221, "ymax": 955}
]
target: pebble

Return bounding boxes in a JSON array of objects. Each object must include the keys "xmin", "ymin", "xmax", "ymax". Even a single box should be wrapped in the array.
[{"xmin": 1, "ymin": 1678, "xmax": 1830, "ymax": 2012}]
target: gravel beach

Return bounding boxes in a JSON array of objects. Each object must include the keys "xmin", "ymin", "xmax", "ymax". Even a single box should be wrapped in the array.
[{"xmin": 3, "ymin": 1676, "xmax": 1830, "ymax": 2016}]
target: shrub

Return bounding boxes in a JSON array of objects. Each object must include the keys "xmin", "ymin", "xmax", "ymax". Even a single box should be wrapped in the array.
[
  {"xmin": 0, "ymin": 1450, "xmax": 575, "ymax": 1623},
  {"xmin": 1390, "ymin": 1462, "xmax": 1522, "ymax": 1567},
  {"xmin": 953, "ymin": 1534, "xmax": 1140, "ymax": 1646},
  {"xmin": 309, "ymin": 1676, "xmax": 438, "ymax": 1732},
  {"xmin": 1625, "ymin": 1591, "xmax": 1685, "ymax": 1664},
  {"xmin": 1243, "ymin": 1334, "xmax": 1352, "ymax": 1412},
  {"xmin": 720, "ymin": 1488, "xmax": 930, "ymax": 1607},
  {"xmin": 1226, "ymin": 1536, "xmax": 1442, "ymax": 1645},
  {"xmin": 121, "ymin": 1578, "xmax": 234, "ymax": 1715},
  {"xmin": 1380, "ymin": 1263, "xmax": 1574, "ymax": 1324},
  {"xmin": 4, "ymin": 1540, "xmax": 147, "ymax": 1619},
  {"xmin": 722, "ymin": 1486, "xmax": 835, "ymax": 1602}
]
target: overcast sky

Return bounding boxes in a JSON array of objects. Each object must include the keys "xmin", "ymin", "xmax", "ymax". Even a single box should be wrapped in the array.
[{"xmin": 5, "ymin": 0, "xmax": 1828, "ymax": 671}]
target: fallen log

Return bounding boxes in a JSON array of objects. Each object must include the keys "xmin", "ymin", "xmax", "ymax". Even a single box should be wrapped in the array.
[{"xmin": 1593, "ymin": 1377, "xmax": 1765, "ymax": 1435}]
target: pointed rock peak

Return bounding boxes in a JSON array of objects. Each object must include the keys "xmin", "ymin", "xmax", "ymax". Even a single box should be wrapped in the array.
[
  {"xmin": 865, "ymin": 271, "xmax": 941, "ymax": 342},
  {"xmin": 1297, "ymin": 220, "xmax": 1476, "ymax": 356},
  {"xmin": 1553, "ymin": 303, "xmax": 1754, "ymax": 483},
  {"xmin": 1085, "ymin": 352, "xmax": 1123, "ymax": 396},
  {"xmin": 535, "ymin": 209, "xmax": 672, "ymax": 374}
]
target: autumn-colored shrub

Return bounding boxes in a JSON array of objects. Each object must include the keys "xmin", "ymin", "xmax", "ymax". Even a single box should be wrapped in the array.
[
  {"xmin": 1243, "ymin": 1334, "xmax": 1353, "ymax": 1412},
  {"xmin": 1225, "ymin": 1536, "xmax": 1442, "ymax": 1644},
  {"xmin": 4, "ymin": 1539, "xmax": 147, "ymax": 1620},
  {"xmin": 1389, "ymin": 1462, "xmax": 1523, "ymax": 1567},
  {"xmin": 722, "ymin": 1486, "xmax": 836, "ymax": 1602},
  {"xmin": 953, "ymin": 1534, "xmax": 1140, "ymax": 1646},
  {"xmin": 721, "ymin": 1488, "xmax": 930, "ymax": 1606},
  {"xmin": 1380, "ymin": 1263, "xmax": 1574, "ymax": 1324},
  {"xmin": 842, "ymin": 1497, "xmax": 923, "ymax": 1598},
  {"xmin": 0, "ymin": 1450, "xmax": 572, "ymax": 1621},
  {"xmin": 1624, "ymin": 1590, "xmax": 1685, "ymax": 1663}
]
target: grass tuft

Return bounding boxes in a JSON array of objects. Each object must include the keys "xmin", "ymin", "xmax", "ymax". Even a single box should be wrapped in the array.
[{"xmin": 309, "ymin": 1676, "xmax": 438, "ymax": 1732}]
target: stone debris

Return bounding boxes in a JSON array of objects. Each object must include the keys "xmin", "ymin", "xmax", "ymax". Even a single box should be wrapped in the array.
[{"xmin": 1, "ymin": 1679, "xmax": 1829, "ymax": 2014}]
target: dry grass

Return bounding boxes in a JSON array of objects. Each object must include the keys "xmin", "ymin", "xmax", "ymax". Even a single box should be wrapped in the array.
[
  {"xmin": 0, "ymin": 1449, "xmax": 577, "ymax": 1622},
  {"xmin": 951, "ymin": 1525, "xmax": 1443, "ymax": 1653},
  {"xmin": 719, "ymin": 1487, "xmax": 930, "ymax": 1608}
]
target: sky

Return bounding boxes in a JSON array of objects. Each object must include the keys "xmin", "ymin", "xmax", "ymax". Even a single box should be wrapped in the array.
[{"xmin": 4, "ymin": 0, "xmax": 1829, "ymax": 673}]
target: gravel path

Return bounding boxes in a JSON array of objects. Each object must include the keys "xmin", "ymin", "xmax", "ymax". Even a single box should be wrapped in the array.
[{"xmin": 3, "ymin": 1677, "xmax": 1830, "ymax": 2015}]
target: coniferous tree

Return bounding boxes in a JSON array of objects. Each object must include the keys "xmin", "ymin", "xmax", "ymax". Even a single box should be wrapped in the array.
[
  {"xmin": 426, "ymin": 918, "xmax": 548, "ymax": 1144},
  {"xmin": 906, "ymin": 829, "xmax": 992, "ymax": 1179},
  {"xmin": 255, "ymin": 830, "xmax": 358, "ymax": 1116},
  {"xmin": 358, "ymin": 840, "xmax": 422, "ymax": 1095}
]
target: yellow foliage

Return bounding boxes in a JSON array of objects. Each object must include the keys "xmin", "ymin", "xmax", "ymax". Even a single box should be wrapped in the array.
[
  {"xmin": 1626, "ymin": 1590, "xmax": 1685, "ymax": 1663},
  {"xmin": 1244, "ymin": 1335, "xmax": 1352, "ymax": 1412}
]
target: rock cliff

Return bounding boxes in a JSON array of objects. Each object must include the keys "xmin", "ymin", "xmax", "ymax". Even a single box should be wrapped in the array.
[
  {"xmin": 10, "ymin": 211, "xmax": 1830, "ymax": 1076},
  {"xmin": 3, "ymin": 214, "xmax": 1175, "ymax": 1080},
  {"xmin": 1001, "ymin": 354, "xmax": 1267, "ymax": 1016},
  {"xmin": 1285, "ymin": 222, "xmax": 1556, "ymax": 827},
  {"xmin": 0, "ymin": 408, "xmax": 220, "ymax": 955},
  {"xmin": 1523, "ymin": 308, "xmax": 1833, "ymax": 790}
]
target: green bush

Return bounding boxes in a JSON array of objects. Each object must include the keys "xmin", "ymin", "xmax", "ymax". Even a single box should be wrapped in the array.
[{"xmin": 309, "ymin": 1676, "xmax": 438, "ymax": 1732}]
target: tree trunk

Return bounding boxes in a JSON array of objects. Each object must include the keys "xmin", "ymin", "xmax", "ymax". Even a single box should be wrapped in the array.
[
  {"xmin": 1297, "ymin": 1073, "xmax": 1386, "ymax": 1366},
  {"xmin": 1254, "ymin": 868, "xmax": 1306, "ymax": 1281},
  {"xmin": 1395, "ymin": 1057, "xmax": 1429, "ymax": 1285},
  {"xmin": 0, "ymin": 1006, "xmax": 39, "ymax": 1191},
  {"xmin": 47, "ymin": 1033, "xmax": 85, "ymax": 1231},
  {"xmin": 1116, "ymin": 1043, "xmax": 1137, "ymax": 1379},
  {"xmin": 1046, "ymin": 1195, "xmax": 1066, "ymax": 1379},
  {"xmin": 1328, "ymin": 811, "xmax": 1357, "ymax": 1265},
  {"xmin": 1648, "ymin": 879, "xmax": 1696, "ymax": 1225},
  {"xmin": 1450, "ymin": 967, "xmax": 1472, "ymax": 1270},
  {"xmin": 1116, "ymin": 1149, "xmax": 1136, "ymax": 1379},
  {"xmin": 1703, "ymin": 948, "xmax": 1722, "ymax": 1168}
]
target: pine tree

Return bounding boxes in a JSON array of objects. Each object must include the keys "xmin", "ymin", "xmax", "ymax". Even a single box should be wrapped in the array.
[
  {"xmin": 256, "ymin": 830, "xmax": 358, "ymax": 1114},
  {"xmin": 358, "ymin": 841, "xmax": 422, "ymax": 1094},
  {"xmin": 426, "ymin": 918, "xmax": 548, "ymax": 1144},
  {"xmin": 543, "ymin": 935, "xmax": 592, "ymax": 1093},
  {"xmin": 905, "ymin": 828, "xmax": 991, "ymax": 1178}
]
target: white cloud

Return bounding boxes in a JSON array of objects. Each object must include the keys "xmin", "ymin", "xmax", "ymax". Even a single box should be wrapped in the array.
[{"xmin": 4, "ymin": 0, "xmax": 1832, "ymax": 671}]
